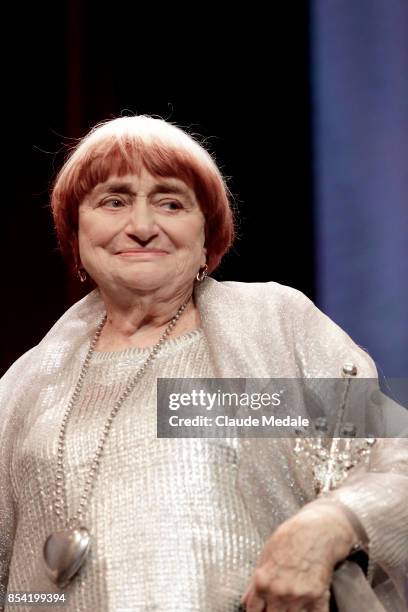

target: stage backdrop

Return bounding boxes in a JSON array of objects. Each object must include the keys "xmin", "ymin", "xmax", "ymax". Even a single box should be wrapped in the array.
[{"xmin": 311, "ymin": 0, "xmax": 408, "ymax": 378}]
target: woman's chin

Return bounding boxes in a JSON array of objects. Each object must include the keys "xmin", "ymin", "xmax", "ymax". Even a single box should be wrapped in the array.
[{"xmin": 114, "ymin": 273, "xmax": 168, "ymax": 294}]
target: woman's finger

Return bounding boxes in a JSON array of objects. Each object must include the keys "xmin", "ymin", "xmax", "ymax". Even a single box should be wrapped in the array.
[
  {"xmin": 240, "ymin": 581, "xmax": 253, "ymax": 604},
  {"xmin": 244, "ymin": 590, "xmax": 267, "ymax": 612}
]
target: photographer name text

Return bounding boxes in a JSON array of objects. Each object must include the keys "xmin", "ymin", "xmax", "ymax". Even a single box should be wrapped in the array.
[{"xmin": 168, "ymin": 415, "xmax": 309, "ymax": 428}]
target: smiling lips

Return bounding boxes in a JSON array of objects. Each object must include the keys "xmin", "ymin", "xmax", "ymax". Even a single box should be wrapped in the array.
[{"xmin": 117, "ymin": 248, "xmax": 169, "ymax": 257}]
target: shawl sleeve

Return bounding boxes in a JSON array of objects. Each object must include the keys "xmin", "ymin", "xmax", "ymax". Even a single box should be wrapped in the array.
[
  {"xmin": 0, "ymin": 348, "xmax": 37, "ymax": 608},
  {"xmin": 290, "ymin": 288, "xmax": 408, "ymax": 604}
]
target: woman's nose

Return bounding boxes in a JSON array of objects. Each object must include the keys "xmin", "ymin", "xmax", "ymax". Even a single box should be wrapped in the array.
[{"xmin": 125, "ymin": 201, "xmax": 158, "ymax": 242}]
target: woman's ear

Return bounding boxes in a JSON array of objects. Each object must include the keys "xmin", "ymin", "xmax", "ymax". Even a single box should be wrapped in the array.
[
  {"xmin": 201, "ymin": 246, "xmax": 207, "ymax": 267},
  {"xmin": 71, "ymin": 235, "xmax": 81, "ymax": 272}
]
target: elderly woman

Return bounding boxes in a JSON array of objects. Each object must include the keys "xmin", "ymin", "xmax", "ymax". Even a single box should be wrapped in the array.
[{"xmin": 0, "ymin": 116, "xmax": 407, "ymax": 612}]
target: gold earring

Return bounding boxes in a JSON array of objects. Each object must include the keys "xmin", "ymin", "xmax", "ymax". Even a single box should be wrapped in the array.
[
  {"xmin": 196, "ymin": 264, "xmax": 208, "ymax": 282},
  {"xmin": 77, "ymin": 268, "xmax": 87, "ymax": 283}
]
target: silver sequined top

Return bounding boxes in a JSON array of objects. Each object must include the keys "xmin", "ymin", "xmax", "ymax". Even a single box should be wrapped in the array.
[
  {"xmin": 1, "ymin": 280, "xmax": 407, "ymax": 611},
  {"xmin": 3, "ymin": 329, "xmax": 268, "ymax": 611}
]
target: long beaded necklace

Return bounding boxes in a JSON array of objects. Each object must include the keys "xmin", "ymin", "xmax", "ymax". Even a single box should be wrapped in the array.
[{"xmin": 43, "ymin": 300, "xmax": 189, "ymax": 588}]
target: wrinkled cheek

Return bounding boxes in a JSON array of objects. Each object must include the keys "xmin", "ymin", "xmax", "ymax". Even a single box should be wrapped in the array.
[
  {"xmin": 173, "ymin": 245, "xmax": 204, "ymax": 278},
  {"xmin": 173, "ymin": 258, "xmax": 189, "ymax": 277},
  {"xmin": 78, "ymin": 238, "xmax": 110, "ymax": 271}
]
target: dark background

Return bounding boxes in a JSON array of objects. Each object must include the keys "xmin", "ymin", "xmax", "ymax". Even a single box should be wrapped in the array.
[{"xmin": 2, "ymin": 3, "xmax": 314, "ymax": 375}]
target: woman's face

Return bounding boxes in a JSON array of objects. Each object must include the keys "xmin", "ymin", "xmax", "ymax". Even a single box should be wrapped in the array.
[{"xmin": 78, "ymin": 169, "xmax": 207, "ymax": 295}]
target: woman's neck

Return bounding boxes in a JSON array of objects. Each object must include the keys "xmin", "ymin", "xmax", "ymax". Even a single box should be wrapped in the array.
[{"xmin": 95, "ymin": 287, "xmax": 201, "ymax": 352}]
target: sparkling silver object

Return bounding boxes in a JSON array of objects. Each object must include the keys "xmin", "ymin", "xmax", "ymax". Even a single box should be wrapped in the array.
[
  {"xmin": 342, "ymin": 363, "xmax": 358, "ymax": 377},
  {"xmin": 43, "ymin": 300, "xmax": 189, "ymax": 586},
  {"xmin": 294, "ymin": 364, "xmax": 377, "ymax": 495}
]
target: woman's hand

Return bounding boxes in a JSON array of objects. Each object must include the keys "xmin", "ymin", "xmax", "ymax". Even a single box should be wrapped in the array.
[{"xmin": 241, "ymin": 503, "xmax": 359, "ymax": 612}]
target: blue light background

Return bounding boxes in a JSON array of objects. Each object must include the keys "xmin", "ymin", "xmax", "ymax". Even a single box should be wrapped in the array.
[{"xmin": 311, "ymin": 0, "xmax": 408, "ymax": 377}]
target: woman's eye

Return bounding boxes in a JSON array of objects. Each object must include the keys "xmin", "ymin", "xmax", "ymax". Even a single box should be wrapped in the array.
[
  {"xmin": 102, "ymin": 199, "xmax": 125, "ymax": 209},
  {"xmin": 160, "ymin": 201, "xmax": 183, "ymax": 211}
]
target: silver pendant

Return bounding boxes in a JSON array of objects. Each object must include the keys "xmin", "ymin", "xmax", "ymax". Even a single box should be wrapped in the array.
[{"xmin": 43, "ymin": 527, "xmax": 91, "ymax": 587}]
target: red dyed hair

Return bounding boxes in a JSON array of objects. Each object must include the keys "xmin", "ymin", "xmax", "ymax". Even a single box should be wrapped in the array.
[{"xmin": 51, "ymin": 116, "xmax": 235, "ymax": 276}]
